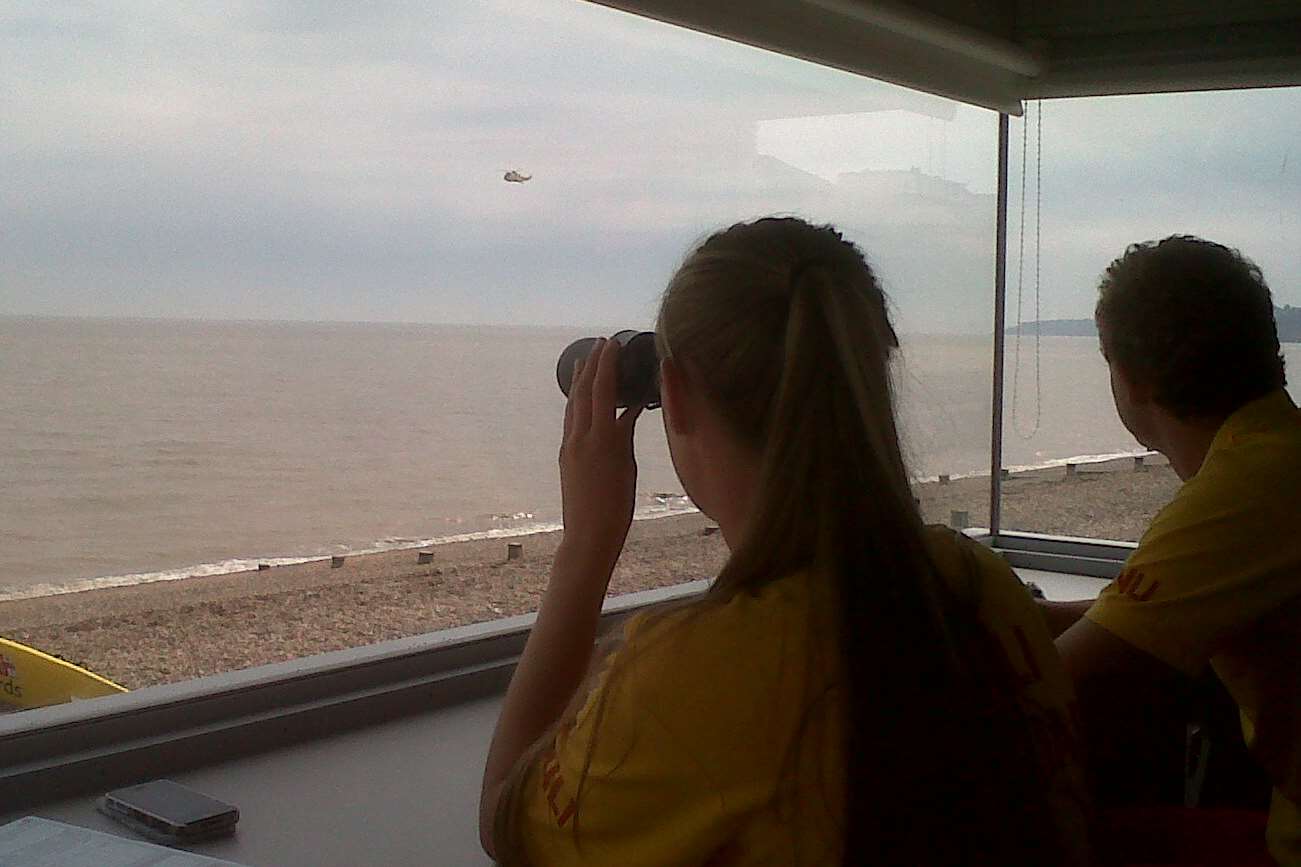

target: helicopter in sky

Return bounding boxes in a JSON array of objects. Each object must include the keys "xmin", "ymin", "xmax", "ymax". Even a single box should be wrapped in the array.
[{"xmin": 502, "ymin": 170, "xmax": 532, "ymax": 183}]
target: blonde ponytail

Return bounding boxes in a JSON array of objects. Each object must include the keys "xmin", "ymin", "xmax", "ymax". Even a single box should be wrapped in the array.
[{"xmin": 655, "ymin": 217, "xmax": 1063, "ymax": 864}]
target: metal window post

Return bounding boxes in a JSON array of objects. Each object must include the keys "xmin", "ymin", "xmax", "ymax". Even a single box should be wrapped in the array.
[{"xmin": 989, "ymin": 112, "xmax": 1010, "ymax": 536}]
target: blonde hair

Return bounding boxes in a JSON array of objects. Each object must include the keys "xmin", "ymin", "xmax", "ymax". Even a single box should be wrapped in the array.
[{"xmin": 656, "ymin": 218, "xmax": 909, "ymax": 596}]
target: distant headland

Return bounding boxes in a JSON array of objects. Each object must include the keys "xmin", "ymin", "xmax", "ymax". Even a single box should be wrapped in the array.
[{"xmin": 1009, "ymin": 306, "xmax": 1300, "ymax": 343}]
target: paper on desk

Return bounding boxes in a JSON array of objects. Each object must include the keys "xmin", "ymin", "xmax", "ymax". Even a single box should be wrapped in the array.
[{"xmin": 0, "ymin": 816, "xmax": 248, "ymax": 866}]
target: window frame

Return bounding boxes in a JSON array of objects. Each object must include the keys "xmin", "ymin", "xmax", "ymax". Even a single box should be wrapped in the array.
[
  {"xmin": 982, "ymin": 112, "xmax": 1135, "ymax": 575},
  {"xmin": 14, "ymin": 11, "xmax": 1240, "ymax": 806}
]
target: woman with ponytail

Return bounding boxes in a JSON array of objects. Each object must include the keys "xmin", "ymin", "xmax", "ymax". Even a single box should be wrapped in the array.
[{"xmin": 480, "ymin": 217, "xmax": 1090, "ymax": 865}]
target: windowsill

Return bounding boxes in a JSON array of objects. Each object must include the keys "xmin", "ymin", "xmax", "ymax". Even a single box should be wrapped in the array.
[
  {"xmin": 992, "ymin": 531, "xmax": 1133, "ymax": 580},
  {"xmin": 0, "ymin": 580, "xmax": 710, "ymax": 809}
]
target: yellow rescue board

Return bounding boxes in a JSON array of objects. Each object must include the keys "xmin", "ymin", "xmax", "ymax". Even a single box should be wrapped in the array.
[{"xmin": 0, "ymin": 637, "xmax": 127, "ymax": 710}]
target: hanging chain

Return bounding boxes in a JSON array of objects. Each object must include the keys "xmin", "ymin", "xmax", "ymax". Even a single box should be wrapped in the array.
[
  {"xmin": 1011, "ymin": 108, "xmax": 1027, "ymax": 431},
  {"xmin": 1010, "ymin": 102, "xmax": 1043, "ymax": 440},
  {"xmin": 1031, "ymin": 100, "xmax": 1043, "ymax": 436}
]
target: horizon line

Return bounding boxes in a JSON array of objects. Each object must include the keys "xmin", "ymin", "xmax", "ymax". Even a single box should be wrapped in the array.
[{"xmin": 0, "ymin": 311, "xmax": 1023, "ymax": 338}]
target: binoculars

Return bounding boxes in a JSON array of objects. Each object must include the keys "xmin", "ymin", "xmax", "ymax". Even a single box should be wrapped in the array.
[{"xmin": 556, "ymin": 330, "xmax": 661, "ymax": 409}]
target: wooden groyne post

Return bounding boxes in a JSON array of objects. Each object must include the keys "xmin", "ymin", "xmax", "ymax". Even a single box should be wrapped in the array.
[
  {"xmin": 938, "ymin": 474, "xmax": 950, "ymax": 485},
  {"xmin": 1133, "ymin": 454, "xmax": 1148, "ymax": 472},
  {"xmin": 257, "ymin": 563, "xmax": 271, "ymax": 571},
  {"xmin": 417, "ymin": 550, "xmax": 434, "ymax": 565},
  {"xmin": 331, "ymin": 555, "xmax": 345, "ymax": 569},
  {"xmin": 1066, "ymin": 462, "xmax": 1078, "ymax": 477},
  {"xmin": 507, "ymin": 542, "xmax": 523, "ymax": 561}
]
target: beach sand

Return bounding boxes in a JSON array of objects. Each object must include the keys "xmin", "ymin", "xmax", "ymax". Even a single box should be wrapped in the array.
[{"xmin": 0, "ymin": 456, "xmax": 1179, "ymax": 691}]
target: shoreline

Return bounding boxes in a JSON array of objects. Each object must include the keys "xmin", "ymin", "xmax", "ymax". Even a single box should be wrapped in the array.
[
  {"xmin": 0, "ymin": 512, "xmax": 730, "ymax": 689},
  {"xmin": 0, "ymin": 506, "xmax": 698, "ymax": 604},
  {"xmin": 0, "ymin": 455, "xmax": 1180, "ymax": 691},
  {"xmin": 0, "ymin": 448, "xmax": 1157, "ymax": 604}
]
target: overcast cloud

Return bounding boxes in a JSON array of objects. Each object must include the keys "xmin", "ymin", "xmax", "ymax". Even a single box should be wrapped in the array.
[{"xmin": 3, "ymin": 1, "xmax": 1298, "ymax": 333}]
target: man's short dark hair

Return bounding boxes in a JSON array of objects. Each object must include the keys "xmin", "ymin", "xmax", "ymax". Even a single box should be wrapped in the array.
[{"xmin": 1095, "ymin": 235, "xmax": 1286, "ymax": 420}]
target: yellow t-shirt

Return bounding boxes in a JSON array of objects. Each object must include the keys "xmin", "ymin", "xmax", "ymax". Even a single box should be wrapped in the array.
[
  {"xmin": 506, "ymin": 526, "xmax": 1089, "ymax": 865},
  {"xmin": 1086, "ymin": 389, "xmax": 1301, "ymax": 866}
]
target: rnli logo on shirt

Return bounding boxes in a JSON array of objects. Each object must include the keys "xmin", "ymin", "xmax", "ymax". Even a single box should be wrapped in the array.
[
  {"xmin": 1114, "ymin": 567, "xmax": 1160, "ymax": 602},
  {"xmin": 0, "ymin": 655, "xmax": 15, "ymax": 678},
  {"xmin": 540, "ymin": 753, "xmax": 577, "ymax": 828}
]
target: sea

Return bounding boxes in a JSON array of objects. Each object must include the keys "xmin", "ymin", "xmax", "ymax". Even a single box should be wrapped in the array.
[{"xmin": 2, "ymin": 316, "xmax": 1298, "ymax": 601}]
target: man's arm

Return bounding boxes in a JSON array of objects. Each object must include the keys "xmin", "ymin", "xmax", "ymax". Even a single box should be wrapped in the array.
[
  {"xmin": 1056, "ymin": 614, "xmax": 1197, "ymax": 805},
  {"xmin": 1037, "ymin": 598, "xmax": 1093, "ymax": 639}
]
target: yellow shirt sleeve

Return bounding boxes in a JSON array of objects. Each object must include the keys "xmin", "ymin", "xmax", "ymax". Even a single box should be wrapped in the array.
[{"xmin": 1086, "ymin": 446, "xmax": 1301, "ymax": 676}]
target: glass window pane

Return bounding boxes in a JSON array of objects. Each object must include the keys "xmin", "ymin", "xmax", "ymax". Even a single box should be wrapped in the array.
[
  {"xmin": 998, "ymin": 89, "xmax": 1301, "ymax": 541},
  {"xmin": 0, "ymin": 1, "xmax": 995, "ymax": 705}
]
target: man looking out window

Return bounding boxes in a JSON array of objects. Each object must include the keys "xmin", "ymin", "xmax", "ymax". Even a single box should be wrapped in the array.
[{"xmin": 1043, "ymin": 236, "xmax": 1301, "ymax": 866}]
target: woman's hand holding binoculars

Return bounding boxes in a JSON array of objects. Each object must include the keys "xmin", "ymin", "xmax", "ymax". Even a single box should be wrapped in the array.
[
  {"xmin": 557, "ymin": 338, "xmax": 645, "ymax": 582},
  {"xmin": 480, "ymin": 338, "xmax": 648, "ymax": 840}
]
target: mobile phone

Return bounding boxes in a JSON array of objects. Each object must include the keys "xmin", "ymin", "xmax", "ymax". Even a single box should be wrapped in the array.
[{"xmin": 98, "ymin": 779, "xmax": 239, "ymax": 843}]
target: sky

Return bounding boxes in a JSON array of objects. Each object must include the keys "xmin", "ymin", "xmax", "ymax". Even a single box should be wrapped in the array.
[{"xmin": 3, "ymin": 1, "xmax": 1299, "ymax": 334}]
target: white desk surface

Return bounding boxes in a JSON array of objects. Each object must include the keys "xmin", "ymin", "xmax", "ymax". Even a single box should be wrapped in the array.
[
  {"xmin": 2, "ymin": 698, "xmax": 500, "ymax": 867},
  {"xmin": 2, "ymin": 568, "xmax": 1108, "ymax": 866},
  {"xmin": 1018, "ymin": 567, "xmax": 1111, "ymax": 602}
]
